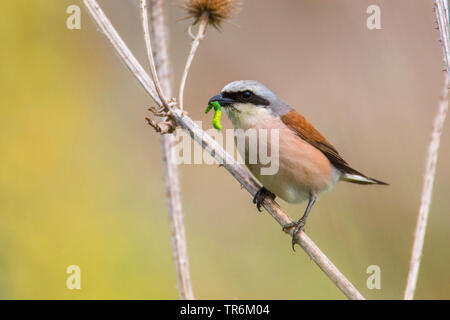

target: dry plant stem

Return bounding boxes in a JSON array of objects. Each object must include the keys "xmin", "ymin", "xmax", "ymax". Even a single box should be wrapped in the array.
[
  {"xmin": 404, "ymin": 75, "xmax": 449, "ymax": 300},
  {"xmin": 148, "ymin": 0, "xmax": 194, "ymax": 300},
  {"xmin": 178, "ymin": 14, "xmax": 208, "ymax": 111},
  {"xmin": 140, "ymin": 0, "xmax": 169, "ymax": 107},
  {"xmin": 404, "ymin": 0, "xmax": 449, "ymax": 300},
  {"xmin": 434, "ymin": 0, "xmax": 449, "ymax": 73},
  {"xmin": 82, "ymin": 0, "xmax": 364, "ymax": 300}
]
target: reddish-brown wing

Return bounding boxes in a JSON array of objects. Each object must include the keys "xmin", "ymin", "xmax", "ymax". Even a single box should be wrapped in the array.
[{"xmin": 280, "ymin": 109, "xmax": 364, "ymax": 177}]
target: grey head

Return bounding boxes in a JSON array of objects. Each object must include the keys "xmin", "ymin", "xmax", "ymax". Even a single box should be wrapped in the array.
[{"xmin": 208, "ymin": 80, "xmax": 292, "ymax": 117}]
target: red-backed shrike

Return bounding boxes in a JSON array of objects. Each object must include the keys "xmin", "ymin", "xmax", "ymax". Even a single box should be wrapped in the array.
[{"xmin": 209, "ymin": 80, "xmax": 387, "ymax": 249}]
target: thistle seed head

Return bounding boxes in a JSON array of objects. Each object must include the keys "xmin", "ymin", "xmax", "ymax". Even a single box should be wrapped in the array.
[{"xmin": 182, "ymin": 0, "xmax": 240, "ymax": 29}]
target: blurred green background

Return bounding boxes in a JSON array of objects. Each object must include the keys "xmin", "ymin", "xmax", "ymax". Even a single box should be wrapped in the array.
[{"xmin": 1, "ymin": 0, "xmax": 449, "ymax": 299}]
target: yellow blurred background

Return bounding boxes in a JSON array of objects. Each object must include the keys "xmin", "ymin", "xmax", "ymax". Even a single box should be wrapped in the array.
[{"xmin": 0, "ymin": 0, "xmax": 449, "ymax": 299}]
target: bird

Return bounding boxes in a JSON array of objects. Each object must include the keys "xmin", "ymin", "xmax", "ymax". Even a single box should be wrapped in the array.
[{"xmin": 208, "ymin": 80, "xmax": 388, "ymax": 250}]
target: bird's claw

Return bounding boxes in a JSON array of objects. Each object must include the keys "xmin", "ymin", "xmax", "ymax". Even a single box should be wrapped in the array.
[
  {"xmin": 252, "ymin": 187, "xmax": 275, "ymax": 212},
  {"xmin": 282, "ymin": 218, "xmax": 306, "ymax": 251}
]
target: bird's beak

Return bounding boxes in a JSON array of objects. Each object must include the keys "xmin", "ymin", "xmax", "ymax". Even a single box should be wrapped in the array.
[{"xmin": 208, "ymin": 93, "xmax": 234, "ymax": 107}]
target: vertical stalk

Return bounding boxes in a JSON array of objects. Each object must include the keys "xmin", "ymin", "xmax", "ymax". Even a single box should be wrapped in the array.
[
  {"xmin": 178, "ymin": 14, "xmax": 208, "ymax": 111},
  {"xmin": 404, "ymin": 0, "xmax": 449, "ymax": 300},
  {"xmin": 148, "ymin": 0, "xmax": 194, "ymax": 299},
  {"xmin": 404, "ymin": 75, "xmax": 449, "ymax": 300}
]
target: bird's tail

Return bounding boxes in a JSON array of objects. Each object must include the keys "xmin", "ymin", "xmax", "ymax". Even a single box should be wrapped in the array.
[{"xmin": 340, "ymin": 173, "xmax": 389, "ymax": 185}]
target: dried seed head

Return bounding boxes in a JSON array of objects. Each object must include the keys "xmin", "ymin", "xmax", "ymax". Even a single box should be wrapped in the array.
[{"xmin": 182, "ymin": 0, "xmax": 240, "ymax": 29}]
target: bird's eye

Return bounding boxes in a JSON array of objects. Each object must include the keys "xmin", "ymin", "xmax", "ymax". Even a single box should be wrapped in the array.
[{"xmin": 241, "ymin": 90, "xmax": 253, "ymax": 100}]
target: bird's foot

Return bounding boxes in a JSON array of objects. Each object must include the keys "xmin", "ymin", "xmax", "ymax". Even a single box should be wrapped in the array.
[
  {"xmin": 252, "ymin": 187, "xmax": 275, "ymax": 212},
  {"xmin": 282, "ymin": 218, "xmax": 306, "ymax": 251}
]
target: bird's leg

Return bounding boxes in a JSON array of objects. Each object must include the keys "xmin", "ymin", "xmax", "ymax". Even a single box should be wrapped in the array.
[
  {"xmin": 252, "ymin": 187, "xmax": 276, "ymax": 212},
  {"xmin": 282, "ymin": 193, "xmax": 317, "ymax": 251}
]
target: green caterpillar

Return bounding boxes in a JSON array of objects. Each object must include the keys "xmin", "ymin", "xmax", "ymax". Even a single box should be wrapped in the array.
[{"xmin": 205, "ymin": 101, "xmax": 222, "ymax": 131}]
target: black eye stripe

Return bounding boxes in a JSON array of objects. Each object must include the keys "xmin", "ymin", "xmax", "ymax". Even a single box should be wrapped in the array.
[{"xmin": 222, "ymin": 91, "xmax": 270, "ymax": 106}]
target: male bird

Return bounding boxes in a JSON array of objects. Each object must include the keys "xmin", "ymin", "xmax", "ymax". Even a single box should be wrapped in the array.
[{"xmin": 208, "ymin": 80, "xmax": 387, "ymax": 249}]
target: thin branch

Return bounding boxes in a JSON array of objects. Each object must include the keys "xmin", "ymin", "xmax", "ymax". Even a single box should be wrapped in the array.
[
  {"xmin": 435, "ymin": 0, "xmax": 449, "ymax": 73},
  {"xmin": 178, "ymin": 14, "xmax": 208, "ymax": 111},
  {"xmin": 82, "ymin": 0, "xmax": 365, "ymax": 300},
  {"xmin": 148, "ymin": 0, "xmax": 194, "ymax": 300},
  {"xmin": 404, "ymin": 74, "xmax": 449, "ymax": 299},
  {"xmin": 139, "ymin": 0, "xmax": 170, "ymax": 108},
  {"xmin": 404, "ymin": 0, "xmax": 449, "ymax": 300},
  {"xmin": 83, "ymin": 0, "xmax": 161, "ymax": 105}
]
